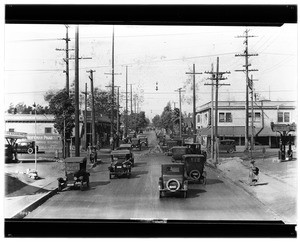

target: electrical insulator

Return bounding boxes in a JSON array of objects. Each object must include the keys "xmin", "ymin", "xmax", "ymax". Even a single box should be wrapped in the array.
[{"xmin": 156, "ymin": 82, "xmax": 158, "ymax": 91}]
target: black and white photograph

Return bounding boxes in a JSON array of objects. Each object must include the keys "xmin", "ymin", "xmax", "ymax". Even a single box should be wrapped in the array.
[{"xmin": 3, "ymin": 4, "xmax": 298, "ymax": 238}]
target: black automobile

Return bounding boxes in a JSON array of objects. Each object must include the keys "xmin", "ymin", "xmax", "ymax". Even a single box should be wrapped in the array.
[
  {"xmin": 116, "ymin": 144, "xmax": 135, "ymax": 166},
  {"xmin": 108, "ymin": 150, "xmax": 133, "ymax": 179},
  {"xmin": 137, "ymin": 135, "xmax": 148, "ymax": 147},
  {"xmin": 158, "ymin": 163, "xmax": 188, "ymax": 198},
  {"xmin": 16, "ymin": 140, "xmax": 38, "ymax": 154}
]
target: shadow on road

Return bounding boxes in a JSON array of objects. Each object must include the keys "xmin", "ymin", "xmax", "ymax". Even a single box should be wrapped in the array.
[
  {"xmin": 5, "ymin": 173, "xmax": 50, "ymax": 197},
  {"xmin": 187, "ymin": 188, "xmax": 207, "ymax": 198},
  {"xmin": 133, "ymin": 162, "xmax": 147, "ymax": 167},
  {"xmin": 89, "ymin": 181, "xmax": 111, "ymax": 188},
  {"xmin": 205, "ymin": 178, "xmax": 224, "ymax": 185},
  {"xmin": 130, "ymin": 170, "xmax": 149, "ymax": 179}
]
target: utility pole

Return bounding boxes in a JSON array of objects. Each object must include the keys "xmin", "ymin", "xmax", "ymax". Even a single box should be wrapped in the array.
[
  {"xmin": 125, "ymin": 66, "xmax": 128, "ymax": 137},
  {"xmin": 249, "ymin": 75, "xmax": 258, "ymax": 157},
  {"xmin": 186, "ymin": 64, "xmax": 202, "ymax": 142},
  {"xmin": 87, "ymin": 70, "xmax": 96, "ymax": 146},
  {"xmin": 81, "ymin": 83, "xmax": 88, "ymax": 150},
  {"xmin": 130, "ymin": 84, "xmax": 134, "ymax": 114},
  {"xmin": 116, "ymin": 86, "xmax": 120, "ymax": 143},
  {"xmin": 175, "ymin": 88, "xmax": 185, "ymax": 138},
  {"xmin": 205, "ymin": 57, "xmax": 230, "ymax": 164},
  {"xmin": 74, "ymin": 25, "xmax": 80, "ymax": 157},
  {"xmin": 235, "ymin": 29, "xmax": 258, "ymax": 151},
  {"xmin": 56, "ymin": 25, "xmax": 75, "ymax": 95}
]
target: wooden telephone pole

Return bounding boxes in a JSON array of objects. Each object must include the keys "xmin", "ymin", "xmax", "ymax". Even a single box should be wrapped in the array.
[
  {"xmin": 186, "ymin": 64, "xmax": 202, "ymax": 142},
  {"xmin": 205, "ymin": 57, "xmax": 230, "ymax": 164},
  {"xmin": 235, "ymin": 29, "xmax": 258, "ymax": 151},
  {"xmin": 175, "ymin": 88, "xmax": 185, "ymax": 138},
  {"xmin": 87, "ymin": 70, "xmax": 96, "ymax": 146}
]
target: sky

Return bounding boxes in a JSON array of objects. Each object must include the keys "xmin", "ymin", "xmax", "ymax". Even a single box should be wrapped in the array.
[{"xmin": 4, "ymin": 23, "xmax": 298, "ymax": 120}]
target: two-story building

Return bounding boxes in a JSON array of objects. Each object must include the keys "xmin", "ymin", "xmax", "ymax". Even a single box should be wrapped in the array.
[{"xmin": 196, "ymin": 100, "xmax": 296, "ymax": 148}]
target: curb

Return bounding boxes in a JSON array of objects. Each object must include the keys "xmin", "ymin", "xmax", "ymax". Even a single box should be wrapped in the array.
[{"xmin": 11, "ymin": 182, "xmax": 58, "ymax": 219}]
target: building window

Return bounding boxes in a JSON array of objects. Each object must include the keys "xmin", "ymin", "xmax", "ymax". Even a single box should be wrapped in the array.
[
  {"xmin": 219, "ymin": 113, "xmax": 225, "ymax": 122},
  {"xmin": 197, "ymin": 114, "xmax": 200, "ymax": 123},
  {"xmin": 278, "ymin": 112, "xmax": 290, "ymax": 123},
  {"xmin": 249, "ymin": 112, "xmax": 261, "ymax": 122},
  {"xmin": 226, "ymin": 113, "xmax": 232, "ymax": 122},
  {"xmin": 45, "ymin": 127, "xmax": 52, "ymax": 134},
  {"xmin": 9, "ymin": 128, "xmax": 14, "ymax": 132},
  {"xmin": 284, "ymin": 112, "xmax": 290, "ymax": 122},
  {"xmin": 219, "ymin": 112, "xmax": 232, "ymax": 123}
]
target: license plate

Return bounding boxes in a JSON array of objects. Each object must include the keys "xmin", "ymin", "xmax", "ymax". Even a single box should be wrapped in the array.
[
  {"xmin": 170, "ymin": 185, "xmax": 176, "ymax": 189},
  {"xmin": 116, "ymin": 166, "xmax": 122, "ymax": 168}
]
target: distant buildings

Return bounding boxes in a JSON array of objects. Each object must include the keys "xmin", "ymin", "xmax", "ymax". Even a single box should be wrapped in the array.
[
  {"xmin": 4, "ymin": 112, "xmax": 112, "ymax": 153},
  {"xmin": 196, "ymin": 100, "xmax": 296, "ymax": 148}
]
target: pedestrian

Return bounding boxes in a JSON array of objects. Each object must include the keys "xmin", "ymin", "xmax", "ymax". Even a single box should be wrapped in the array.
[{"xmin": 249, "ymin": 160, "xmax": 259, "ymax": 186}]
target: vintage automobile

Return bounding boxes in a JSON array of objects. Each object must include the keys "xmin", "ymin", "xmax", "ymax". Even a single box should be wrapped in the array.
[
  {"xmin": 16, "ymin": 140, "xmax": 38, "ymax": 154},
  {"xmin": 183, "ymin": 154, "xmax": 207, "ymax": 184},
  {"xmin": 165, "ymin": 140, "xmax": 178, "ymax": 156},
  {"xmin": 57, "ymin": 157, "xmax": 90, "ymax": 191},
  {"xmin": 137, "ymin": 134, "xmax": 148, "ymax": 147},
  {"xmin": 219, "ymin": 139, "xmax": 236, "ymax": 153},
  {"xmin": 108, "ymin": 150, "xmax": 133, "ymax": 179},
  {"xmin": 171, "ymin": 146, "xmax": 188, "ymax": 163},
  {"xmin": 131, "ymin": 138, "xmax": 141, "ymax": 151},
  {"xmin": 158, "ymin": 163, "xmax": 188, "ymax": 198},
  {"xmin": 185, "ymin": 142, "xmax": 207, "ymax": 158},
  {"xmin": 116, "ymin": 143, "xmax": 134, "ymax": 166}
]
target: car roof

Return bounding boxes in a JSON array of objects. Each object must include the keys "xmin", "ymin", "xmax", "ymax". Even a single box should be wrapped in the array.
[
  {"xmin": 111, "ymin": 150, "xmax": 131, "ymax": 155},
  {"xmin": 182, "ymin": 154, "xmax": 205, "ymax": 158},
  {"xmin": 120, "ymin": 144, "xmax": 132, "ymax": 147},
  {"xmin": 220, "ymin": 139, "xmax": 235, "ymax": 142}
]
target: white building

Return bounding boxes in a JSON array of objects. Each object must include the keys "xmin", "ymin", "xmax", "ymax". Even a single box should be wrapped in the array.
[
  {"xmin": 196, "ymin": 100, "xmax": 296, "ymax": 148},
  {"xmin": 4, "ymin": 114, "xmax": 61, "ymax": 152}
]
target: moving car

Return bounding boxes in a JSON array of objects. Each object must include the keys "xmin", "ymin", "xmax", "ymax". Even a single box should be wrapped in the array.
[
  {"xmin": 183, "ymin": 154, "xmax": 207, "ymax": 184},
  {"xmin": 116, "ymin": 143, "xmax": 135, "ymax": 166},
  {"xmin": 158, "ymin": 163, "xmax": 188, "ymax": 198},
  {"xmin": 137, "ymin": 135, "xmax": 148, "ymax": 147},
  {"xmin": 108, "ymin": 150, "xmax": 133, "ymax": 179},
  {"xmin": 131, "ymin": 138, "xmax": 141, "ymax": 151}
]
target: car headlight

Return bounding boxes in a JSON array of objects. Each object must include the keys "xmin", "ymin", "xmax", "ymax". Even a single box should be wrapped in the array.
[{"xmin": 74, "ymin": 176, "xmax": 77, "ymax": 181}]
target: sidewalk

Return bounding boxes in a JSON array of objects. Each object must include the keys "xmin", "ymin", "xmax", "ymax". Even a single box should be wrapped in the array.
[
  {"xmin": 206, "ymin": 154, "xmax": 297, "ymax": 224},
  {"xmin": 4, "ymin": 149, "xmax": 112, "ymax": 219}
]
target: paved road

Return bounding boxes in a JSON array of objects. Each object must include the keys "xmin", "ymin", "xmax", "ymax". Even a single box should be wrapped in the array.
[{"xmin": 25, "ymin": 131, "xmax": 280, "ymax": 221}]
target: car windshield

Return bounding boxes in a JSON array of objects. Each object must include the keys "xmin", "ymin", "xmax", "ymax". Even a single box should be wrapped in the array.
[{"xmin": 163, "ymin": 166, "xmax": 183, "ymax": 175}]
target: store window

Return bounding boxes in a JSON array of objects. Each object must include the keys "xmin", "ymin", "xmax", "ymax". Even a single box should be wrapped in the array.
[{"xmin": 45, "ymin": 127, "xmax": 52, "ymax": 134}]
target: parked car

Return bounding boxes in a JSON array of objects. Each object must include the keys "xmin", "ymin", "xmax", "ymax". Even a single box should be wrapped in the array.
[
  {"xmin": 57, "ymin": 157, "xmax": 90, "ymax": 191},
  {"xmin": 219, "ymin": 139, "xmax": 236, "ymax": 153},
  {"xmin": 16, "ymin": 140, "xmax": 38, "ymax": 154},
  {"xmin": 158, "ymin": 163, "xmax": 188, "ymax": 198},
  {"xmin": 137, "ymin": 135, "xmax": 148, "ymax": 147},
  {"xmin": 116, "ymin": 144, "xmax": 134, "ymax": 166},
  {"xmin": 108, "ymin": 150, "xmax": 133, "ymax": 179}
]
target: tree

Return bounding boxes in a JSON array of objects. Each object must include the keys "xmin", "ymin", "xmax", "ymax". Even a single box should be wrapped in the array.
[
  {"xmin": 7, "ymin": 102, "xmax": 50, "ymax": 114},
  {"xmin": 160, "ymin": 102, "xmax": 174, "ymax": 134},
  {"xmin": 127, "ymin": 111, "xmax": 149, "ymax": 132},
  {"xmin": 48, "ymin": 90, "xmax": 75, "ymax": 155},
  {"xmin": 152, "ymin": 114, "xmax": 161, "ymax": 128}
]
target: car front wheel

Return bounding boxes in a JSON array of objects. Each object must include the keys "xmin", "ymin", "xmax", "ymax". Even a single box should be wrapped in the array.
[{"xmin": 27, "ymin": 148, "xmax": 34, "ymax": 154}]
